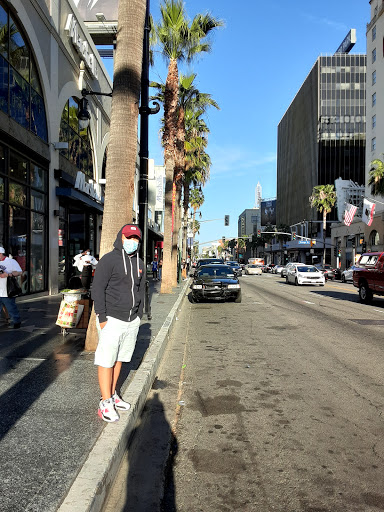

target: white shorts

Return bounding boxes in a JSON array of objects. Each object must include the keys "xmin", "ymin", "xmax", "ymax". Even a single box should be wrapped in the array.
[{"xmin": 94, "ymin": 315, "xmax": 141, "ymax": 368}]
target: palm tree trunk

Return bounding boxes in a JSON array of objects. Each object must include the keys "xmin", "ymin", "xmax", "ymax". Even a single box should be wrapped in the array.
[
  {"xmin": 172, "ymin": 183, "xmax": 182, "ymax": 286},
  {"xmin": 85, "ymin": 0, "xmax": 146, "ymax": 351},
  {"xmin": 322, "ymin": 210, "xmax": 327, "ymax": 265},
  {"xmin": 182, "ymin": 182, "xmax": 190, "ymax": 261},
  {"xmin": 161, "ymin": 58, "xmax": 179, "ymax": 294}
]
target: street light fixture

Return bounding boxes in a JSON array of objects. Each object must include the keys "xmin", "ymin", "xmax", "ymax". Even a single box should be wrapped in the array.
[{"xmin": 77, "ymin": 88, "xmax": 113, "ymax": 129}]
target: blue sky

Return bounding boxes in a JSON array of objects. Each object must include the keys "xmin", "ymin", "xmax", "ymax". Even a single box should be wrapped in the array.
[{"xmin": 102, "ymin": 0, "xmax": 368, "ymax": 248}]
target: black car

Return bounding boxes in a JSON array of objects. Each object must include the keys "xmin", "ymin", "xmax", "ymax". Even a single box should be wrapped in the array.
[
  {"xmin": 190, "ymin": 258, "xmax": 224, "ymax": 276},
  {"xmin": 314, "ymin": 264, "xmax": 336, "ymax": 280},
  {"xmin": 190, "ymin": 264, "xmax": 242, "ymax": 303},
  {"xmin": 225, "ymin": 261, "xmax": 242, "ymax": 277}
]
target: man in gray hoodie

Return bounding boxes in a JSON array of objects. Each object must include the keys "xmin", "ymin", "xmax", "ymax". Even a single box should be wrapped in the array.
[{"xmin": 91, "ymin": 224, "xmax": 145, "ymax": 422}]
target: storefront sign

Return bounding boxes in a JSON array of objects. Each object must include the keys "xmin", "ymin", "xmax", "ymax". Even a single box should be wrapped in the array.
[
  {"xmin": 74, "ymin": 171, "xmax": 102, "ymax": 202},
  {"xmin": 65, "ymin": 14, "xmax": 98, "ymax": 79}
]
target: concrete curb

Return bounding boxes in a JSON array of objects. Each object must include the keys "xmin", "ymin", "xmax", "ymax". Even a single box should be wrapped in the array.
[{"xmin": 57, "ymin": 280, "xmax": 190, "ymax": 512}]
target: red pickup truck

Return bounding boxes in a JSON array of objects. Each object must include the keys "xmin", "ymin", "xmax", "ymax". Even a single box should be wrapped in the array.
[{"xmin": 353, "ymin": 252, "xmax": 384, "ymax": 303}]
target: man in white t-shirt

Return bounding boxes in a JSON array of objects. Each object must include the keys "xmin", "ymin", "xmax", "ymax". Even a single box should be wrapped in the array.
[{"xmin": 0, "ymin": 246, "xmax": 22, "ymax": 328}]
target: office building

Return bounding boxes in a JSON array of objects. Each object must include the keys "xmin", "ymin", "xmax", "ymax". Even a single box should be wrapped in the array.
[{"xmin": 277, "ymin": 49, "xmax": 367, "ymax": 244}]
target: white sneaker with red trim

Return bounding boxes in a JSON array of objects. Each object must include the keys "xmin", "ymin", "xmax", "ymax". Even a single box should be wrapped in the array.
[
  {"xmin": 98, "ymin": 398, "xmax": 120, "ymax": 422},
  {"xmin": 112, "ymin": 391, "xmax": 131, "ymax": 411}
]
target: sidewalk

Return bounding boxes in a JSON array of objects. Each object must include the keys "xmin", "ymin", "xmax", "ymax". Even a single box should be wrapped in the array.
[{"xmin": 0, "ymin": 279, "xmax": 190, "ymax": 512}]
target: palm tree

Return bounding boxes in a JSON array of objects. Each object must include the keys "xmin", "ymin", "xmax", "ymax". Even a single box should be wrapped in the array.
[
  {"xmin": 153, "ymin": 0, "xmax": 223, "ymax": 293},
  {"xmin": 368, "ymin": 157, "xmax": 384, "ymax": 196},
  {"xmin": 151, "ymin": 74, "xmax": 218, "ymax": 285},
  {"xmin": 309, "ymin": 184, "xmax": 336, "ymax": 265},
  {"xmin": 85, "ymin": 0, "xmax": 146, "ymax": 351},
  {"xmin": 190, "ymin": 187, "xmax": 204, "ymax": 254}
]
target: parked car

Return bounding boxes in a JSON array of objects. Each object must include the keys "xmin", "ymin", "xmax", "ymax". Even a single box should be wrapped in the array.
[
  {"xmin": 272, "ymin": 265, "xmax": 285, "ymax": 275},
  {"xmin": 341, "ymin": 265, "xmax": 358, "ymax": 283},
  {"xmin": 190, "ymin": 264, "xmax": 241, "ymax": 303},
  {"xmin": 190, "ymin": 258, "xmax": 224, "ymax": 276},
  {"xmin": 353, "ymin": 252, "xmax": 384, "ymax": 303},
  {"xmin": 225, "ymin": 261, "xmax": 242, "ymax": 277},
  {"xmin": 244, "ymin": 264, "xmax": 262, "ymax": 275},
  {"xmin": 282, "ymin": 262, "xmax": 300, "ymax": 278},
  {"xmin": 286, "ymin": 264, "xmax": 325, "ymax": 286},
  {"xmin": 314, "ymin": 263, "xmax": 336, "ymax": 280}
]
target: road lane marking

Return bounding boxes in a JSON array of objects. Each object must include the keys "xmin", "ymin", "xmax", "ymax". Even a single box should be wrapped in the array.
[{"xmin": 303, "ymin": 301, "xmax": 315, "ymax": 304}]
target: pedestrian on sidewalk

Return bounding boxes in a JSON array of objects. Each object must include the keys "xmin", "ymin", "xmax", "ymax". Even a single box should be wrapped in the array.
[
  {"xmin": 151, "ymin": 258, "xmax": 158, "ymax": 280},
  {"xmin": 158, "ymin": 258, "xmax": 163, "ymax": 280},
  {"xmin": 0, "ymin": 246, "xmax": 22, "ymax": 329},
  {"xmin": 73, "ymin": 249, "xmax": 98, "ymax": 290},
  {"xmin": 91, "ymin": 225, "xmax": 145, "ymax": 423}
]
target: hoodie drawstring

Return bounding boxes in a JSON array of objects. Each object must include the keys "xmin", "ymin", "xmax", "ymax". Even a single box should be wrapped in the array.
[{"xmin": 122, "ymin": 249, "xmax": 128, "ymax": 275}]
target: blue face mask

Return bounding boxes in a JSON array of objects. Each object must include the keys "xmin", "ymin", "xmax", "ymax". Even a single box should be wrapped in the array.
[{"xmin": 123, "ymin": 239, "xmax": 139, "ymax": 254}]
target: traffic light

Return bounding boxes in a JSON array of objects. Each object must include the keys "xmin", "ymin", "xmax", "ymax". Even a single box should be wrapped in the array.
[
  {"xmin": 222, "ymin": 236, "xmax": 225, "ymax": 244},
  {"xmin": 257, "ymin": 229, "xmax": 261, "ymax": 236},
  {"xmin": 224, "ymin": 215, "xmax": 229, "ymax": 226},
  {"xmin": 351, "ymin": 238, "xmax": 356, "ymax": 248},
  {"xmin": 292, "ymin": 233, "xmax": 296, "ymax": 240},
  {"xmin": 362, "ymin": 242, "xmax": 367, "ymax": 252},
  {"xmin": 338, "ymin": 249, "xmax": 341, "ymax": 257},
  {"xmin": 333, "ymin": 247, "xmax": 337, "ymax": 256}
]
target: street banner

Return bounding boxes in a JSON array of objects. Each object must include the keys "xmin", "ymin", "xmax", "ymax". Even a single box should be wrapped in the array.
[
  {"xmin": 362, "ymin": 198, "xmax": 375, "ymax": 226},
  {"xmin": 343, "ymin": 203, "xmax": 357, "ymax": 226}
]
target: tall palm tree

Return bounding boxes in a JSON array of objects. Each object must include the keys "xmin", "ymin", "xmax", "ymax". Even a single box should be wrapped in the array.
[
  {"xmin": 153, "ymin": 0, "xmax": 223, "ymax": 293},
  {"xmin": 85, "ymin": 0, "xmax": 147, "ymax": 351},
  {"xmin": 189, "ymin": 187, "xmax": 204, "ymax": 254},
  {"xmin": 309, "ymin": 184, "xmax": 336, "ymax": 265},
  {"xmin": 368, "ymin": 158, "xmax": 384, "ymax": 196},
  {"xmin": 150, "ymin": 75, "xmax": 217, "ymax": 284}
]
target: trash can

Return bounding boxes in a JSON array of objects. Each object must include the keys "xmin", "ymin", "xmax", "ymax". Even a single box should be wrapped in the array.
[{"xmin": 56, "ymin": 289, "xmax": 90, "ymax": 335}]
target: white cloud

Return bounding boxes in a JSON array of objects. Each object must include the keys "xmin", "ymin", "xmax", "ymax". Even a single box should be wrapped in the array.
[
  {"xmin": 301, "ymin": 13, "xmax": 347, "ymax": 32},
  {"xmin": 209, "ymin": 145, "xmax": 276, "ymax": 177}
]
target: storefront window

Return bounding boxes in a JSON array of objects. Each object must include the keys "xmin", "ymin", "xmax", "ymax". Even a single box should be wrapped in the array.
[
  {"xmin": 60, "ymin": 97, "xmax": 94, "ymax": 178},
  {"xmin": 30, "ymin": 211, "xmax": 45, "ymax": 292},
  {"xmin": 0, "ymin": 3, "xmax": 8, "ymax": 58},
  {"xmin": 0, "ymin": 1, "xmax": 47, "ymax": 141},
  {"xmin": 0, "ymin": 143, "xmax": 47, "ymax": 294}
]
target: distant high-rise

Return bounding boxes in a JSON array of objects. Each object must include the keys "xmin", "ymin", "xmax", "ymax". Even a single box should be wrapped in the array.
[
  {"xmin": 277, "ymin": 52, "xmax": 366, "ymax": 227},
  {"xmin": 255, "ymin": 182, "xmax": 262, "ymax": 208}
]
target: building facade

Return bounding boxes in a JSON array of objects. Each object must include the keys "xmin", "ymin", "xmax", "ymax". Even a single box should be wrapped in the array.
[
  {"xmin": 277, "ymin": 52, "xmax": 366, "ymax": 263},
  {"xmin": 331, "ymin": 2, "xmax": 384, "ymax": 268},
  {"xmin": 0, "ymin": 0, "xmax": 112, "ymax": 294}
]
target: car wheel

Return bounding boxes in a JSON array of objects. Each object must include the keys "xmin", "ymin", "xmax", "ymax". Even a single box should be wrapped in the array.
[
  {"xmin": 359, "ymin": 282, "xmax": 373, "ymax": 304},
  {"xmin": 295, "ymin": 278, "xmax": 299, "ymax": 286},
  {"xmin": 341, "ymin": 275, "xmax": 345, "ymax": 283},
  {"xmin": 286, "ymin": 276, "xmax": 289, "ymax": 284},
  {"xmin": 234, "ymin": 291, "xmax": 242, "ymax": 303},
  {"xmin": 190, "ymin": 294, "xmax": 199, "ymax": 304}
]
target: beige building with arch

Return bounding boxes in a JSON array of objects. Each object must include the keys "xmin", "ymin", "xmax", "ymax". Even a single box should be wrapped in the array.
[{"xmin": 0, "ymin": 0, "xmax": 112, "ymax": 294}]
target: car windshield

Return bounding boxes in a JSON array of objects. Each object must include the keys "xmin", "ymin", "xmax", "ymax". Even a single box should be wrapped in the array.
[
  {"xmin": 197, "ymin": 266, "xmax": 234, "ymax": 277},
  {"xmin": 359, "ymin": 254, "xmax": 379, "ymax": 266},
  {"xmin": 226, "ymin": 262, "xmax": 238, "ymax": 266},
  {"xmin": 297, "ymin": 266, "xmax": 318, "ymax": 272},
  {"xmin": 198, "ymin": 260, "xmax": 223, "ymax": 267},
  {"xmin": 249, "ymin": 264, "xmax": 259, "ymax": 268}
]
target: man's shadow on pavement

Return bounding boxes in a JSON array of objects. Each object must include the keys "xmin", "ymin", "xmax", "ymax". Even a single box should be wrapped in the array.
[{"xmin": 118, "ymin": 391, "xmax": 177, "ymax": 512}]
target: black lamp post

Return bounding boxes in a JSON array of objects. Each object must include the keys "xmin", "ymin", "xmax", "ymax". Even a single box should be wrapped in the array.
[
  {"xmin": 139, "ymin": 0, "xmax": 160, "ymax": 319},
  {"xmin": 78, "ymin": 88, "xmax": 113, "ymax": 129}
]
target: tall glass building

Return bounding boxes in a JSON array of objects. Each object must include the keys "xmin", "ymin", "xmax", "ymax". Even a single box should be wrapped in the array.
[{"xmin": 277, "ymin": 54, "xmax": 366, "ymax": 229}]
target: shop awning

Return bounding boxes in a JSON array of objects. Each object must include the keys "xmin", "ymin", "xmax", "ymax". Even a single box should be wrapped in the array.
[{"xmin": 56, "ymin": 187, "xmax": 104, "ymax": 212}]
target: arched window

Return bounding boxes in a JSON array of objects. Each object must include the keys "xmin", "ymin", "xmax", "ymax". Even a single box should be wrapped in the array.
[
  {"xmin": 101, "ymin": 146, "xmax": 107, "ymax": 180},
  {"xmin": 369, "ymin": 230, "xmax": 379, "ymax": 246},
  {"xmin": 59, "ymin": 97, "xmax": 94, "ymax": 178},
  {"xmin": 0, "ymin": 1, "xmax": 47, "ymax": 141}
]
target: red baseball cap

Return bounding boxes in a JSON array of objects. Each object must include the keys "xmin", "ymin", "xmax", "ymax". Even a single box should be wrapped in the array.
[{"xmin": 122, "ymin": 224, "xmax": 142, "ymax": 240}]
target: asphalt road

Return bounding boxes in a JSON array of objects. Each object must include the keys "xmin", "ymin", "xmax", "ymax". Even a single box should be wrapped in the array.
[{"xmin": 104, "ymin": 274, "xmax": 384, "ymax": 512}]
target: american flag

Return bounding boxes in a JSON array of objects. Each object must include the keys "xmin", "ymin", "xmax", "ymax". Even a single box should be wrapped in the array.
[{"xmin": 343, "ymin": 203, "xmax": 357, "ymax": 226}]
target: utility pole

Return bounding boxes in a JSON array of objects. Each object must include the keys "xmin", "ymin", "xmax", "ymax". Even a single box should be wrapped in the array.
[{"xmin": 139, "ymin": 0, "xmax": 159, "ymax": 320}]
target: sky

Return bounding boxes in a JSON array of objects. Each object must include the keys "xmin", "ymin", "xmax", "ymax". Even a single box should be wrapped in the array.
[{"xmin": 102, "ymin": 0, "xmax": 369, "ymax": 249}]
